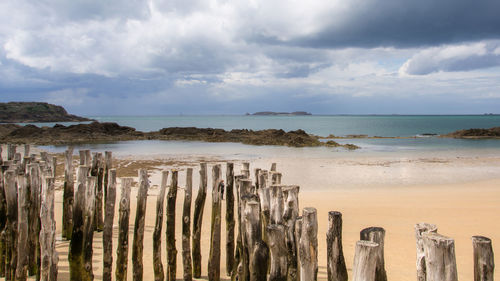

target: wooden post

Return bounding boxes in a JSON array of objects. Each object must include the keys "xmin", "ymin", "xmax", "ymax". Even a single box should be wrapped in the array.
[
  {"xmin": 63, "ymin": 147, "xmax": 74, "ymax": 240},
  {"xmin": 241, "ymin": 162, "xmax": 250, "ymax": 179},
  {"xmin": 69, "ymin": 166, "xmax": 90, "ymax": 281},
  {"xmin": 92, "ymin": 153, "xmax": 104, "ymax": 232},
  {"xmin": 133, "ymin": 169, "xmax": 149, "ymax": 281},
  {"xmin": 7, "ymin": 144, "xmax": 15, "ymax": 161},
  {"xmin": 360, "ymin": 227, "xmax": 387, "ymax": 281},
  {"xmin": 269, "ymin": 185, "xmax": 283, "ymax": 225},
  {"xmin": 232, "ymin": 175, "xmax": 245, "ymax": 281},
  {"xmin": 28, "ymin": 163, "xmax": 41, "ymax": 278},
  {"xmin": 84, "ymin": 150, "xmax": 91, "ymax": 166},
  {"xmin": 40, "ymin": 176, "xmax": 58, "ymax": 281},
  {"xmin": 16, "ymin": 174, "xmax": 29, "ymax": 281},
  {"xmin": 23, "ymin": 144, "xmax": 30, "ymax": 158},
  {"xmin": 268, "ymin": 224, "xmax": 287, "ymax": 281},
  {"xmin": 254, "ymin": 168, "xmax": 261, "ymax": 190},
  {"xmin": 415, "ymin": 223, "xmax": 438, "ymax": 281},
  {"xmin": 250, "ymin": 241, "xmax": 269, "ymax": 281},
  {"xmin": 295, "ymin": 217, "xmax": 303, "ymax": 270},
  {"xmin": 326, "ymin": 211, "xmax": 347, "ymax": 281},
  {"xmin": 0, "ymin": 165, "xmax": 6, "ymax": 278},
  {"xmin": 192, "ymin": 163, "xmax": 207, "ymax": 278},
  {"xmin": 4, "ymin": 170, "xmax": 18, "ymax": 281},
  {"xmin": 103, "ymin": 151, "xmax": 112, "ymax": 203},
  {"xmin": 226, "ymin": 163, "xmax": 235, "ymax": 277},
  {"xmin": 352, "ymin": 240, "xmax": 379, "ymax": 281},
  {"xmin": 154, "ymin": 171, "xmax": 168, "ymax": 281},
  {"xmin": 82, "ymin": 176, "xmax": 96, "ymax": 281},
  {"xmin": 102, "ymin": 169, "xmax": 117, "ymax": 281},
  {"xmin": 166, "ymin": 170, "xmax": 178, "ymax": 281},
  {"xmin": 283, "ymin": 186, "xmax": 300, "ymax": 281},
  {"xmin": 116, "ymin": 178, "xmax": 132, "ymax": 281},
  {"xmin": 271, "ymin": 173, "xmax": 282, "ymax": 185},
  {"xmin": 208, "ymin": 164, "xmax": 223, "ymax": 281},
  {"xmin": 270, "ymin": 163, "xmax": 277, "ymax": 172},
  {"xmin": 257, "ymin": 186, "xmax": 270, "ymax": 244},
  {"xmin": 299, "ymin": 208, "xmax": 318, "ymax": 281},
  {"xmin": 245, "ymin": 199, "xmax": 268, "ymax": 281},
  {"xmin": 422, "ymin": 232, "xmax": 458, "ymax": 281},
  {"xmin": 472, "ymin": 236, "xmax": 494, "ymax": 281},
  {"xmin": 182, "ymin": 168, "xmax": 193, "ymax": 281}
]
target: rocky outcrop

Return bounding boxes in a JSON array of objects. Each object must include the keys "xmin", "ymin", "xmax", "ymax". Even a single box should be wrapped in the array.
[
  {"xmin": 443, "ymin": 127, "xmax": 500, "ymax": 138},
  {"xmin": 0, "ymin": 102, "xmax": 93, "ymax": 123},
  {"xmin": 0, "ymin": 122, "xmax": 359, "ymax": 149}
]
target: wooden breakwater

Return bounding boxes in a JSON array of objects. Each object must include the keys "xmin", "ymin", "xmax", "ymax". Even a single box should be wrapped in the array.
[{"xmin": 0, "ymin": 144, "xmax": 495, "ymax": 281}]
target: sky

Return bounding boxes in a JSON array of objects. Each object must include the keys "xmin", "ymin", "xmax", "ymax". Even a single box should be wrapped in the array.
[{"xmin": 1, "ymin": 0, "xmax": 500, "ymax": 115}]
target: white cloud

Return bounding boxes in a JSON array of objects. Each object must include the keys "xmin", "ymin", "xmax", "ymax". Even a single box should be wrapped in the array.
[{"xmin": 399, "ymin": 41, "xmax": 500, "ymax": 75}]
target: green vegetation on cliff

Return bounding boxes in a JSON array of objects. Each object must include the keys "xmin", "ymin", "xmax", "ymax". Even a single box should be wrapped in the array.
[{"xmin": 0, "ymin": 102, "xmax": 92, "ymax": 123}]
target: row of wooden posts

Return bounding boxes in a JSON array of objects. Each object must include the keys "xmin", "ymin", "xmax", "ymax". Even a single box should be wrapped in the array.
[{"xmin": 0, "ymin": 144, "xmax": 495, "ymax": 281}]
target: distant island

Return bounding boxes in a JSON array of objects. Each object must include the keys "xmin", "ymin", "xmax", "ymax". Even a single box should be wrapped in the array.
[
  {"xmin": 0, "ymin": 102, "xmax": 93, "ymax": 123},
  {"xmin": 248, "ymin": 111, "xmax": 312, "ymax": 116}
]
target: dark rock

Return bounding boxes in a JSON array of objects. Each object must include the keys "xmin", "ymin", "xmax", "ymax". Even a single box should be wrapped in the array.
[{"xmin": 0, "ymin": 102, "xmax": 93, "ymax": 123}]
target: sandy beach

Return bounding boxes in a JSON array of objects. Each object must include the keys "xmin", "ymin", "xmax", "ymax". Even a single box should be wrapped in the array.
[{"xmin": 29, "ymin": 147, "xmax": 497, "ymax": 281}]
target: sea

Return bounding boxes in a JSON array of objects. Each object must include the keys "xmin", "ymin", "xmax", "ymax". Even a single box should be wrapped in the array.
[{"xmin": 35, "ymin": 115, "xmax": 500, "ymax": 158}]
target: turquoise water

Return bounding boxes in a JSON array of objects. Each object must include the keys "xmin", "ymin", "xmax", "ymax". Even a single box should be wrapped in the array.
[
  {"xmin": 29, "ymin": 115, "xmax": 500, "ymax": 154},
  {"xmin": 90, "ymin": 115, "xmax": 500, "ymax": 137}
]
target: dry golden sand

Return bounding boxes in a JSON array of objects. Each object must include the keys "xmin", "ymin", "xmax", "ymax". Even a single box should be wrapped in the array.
[{"xmin": 43, "ymin": 158, "xmax": 500, "ymax": 281}]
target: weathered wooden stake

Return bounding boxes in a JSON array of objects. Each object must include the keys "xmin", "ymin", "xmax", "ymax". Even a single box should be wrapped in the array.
[
  {"xmin": 103, "ymin": 151, "xmax": 112, "ymax": 203},
  {"xmin": 4, "ymin": 170, "xmax": 18, "ymax": 281},
  {"xmin": 415, "ymin": 223, "xmax": 438, "ymax": 281},
  {"xmin": 241, "ymin": 162, "xmax": 250, "ymax": 179},
  {"xmin": 283, "ymin": 186, "xmax": 300, "ymax": 281},
  {"xmin": 102, "ymin": 169, "xmax": 117, "ymax": 281},
  {"xmin": 153, "ymin": 171, "xmax": 168, "ymax": 281},
  {"xmin": 231, "ymin": 175, "xmax": 245, "ymax": 281},
  {"xmin": 116, "ymin": 178, "xmax": 132, "ymax": 281},
  {"xmin": 352, "ymin": 240, "xmax": 379, "ymax": 281},
  {"xmin": 270, "ymin": 163, "xmax": 277, "ymax": 172},
  {"xmin": 422, "ymin": 232, "xmax": 458, "ymax": 281},
  {"xmin": 245, "ymin": 199, "xmax": 268, "ymax": 281},
  {"xmin": 83, "ymin": 176, "xmax": 97, "ymax": 281},
  {"xmin": 28, "ymin": 163, "xmax": 41, "ymax": 278},
  {"xmin": 166, "ymin": 170, "xmax": 178, "ymax": 281},
  {"xmin": 299, "ymin": 208, "xmax": 318, "ymax": 281},
  {"xmin": 208, "ymin": 164, "xmax": 223, "ymax": 281},
  {"xmin": 23, "ymin": 144, "xmax": 30, "ymax": 158},
  {"xmin": 7, "ymin": 144, "xmax": 15, "ymax": 160},
  {"xmin": 226, "ymin": 163, "xmax": 235, "ymax": 277},
  {"xmin": 271, "ymin": 173, "xmax": 282, "ymax": 185},
  {"xmin": 63, "ymin": 147, "xmax": 74, "ymax": 240},
  {"xmin": 269, "ymin": 185, "xmax": 283, "ymax": 225},
  {"xmin": 182, "ymin": 168, "xmax": 193, "ymax": 281},
  {"xmin": 92, "ymin": 153, "xmax": 104, "ymax": 232},
  {"xmin": 254, "ymin": 168, "xmax": 261, "ymax": 190},
  {"xmin": 326, "ymin": 211, "xmax": 347, "ymax": 281},
  {"xmin": 268, "ymin": 224, "xmax": 287, "ymax": 281},
  {"xmin": 16, "ymin": 174, "xmax": 29, "ymax": 281},
  {"xmin": 472, "ymin": 236, "xmax": 494, "ymax": 281},
  {"xmin": 69, "ymin": 166, "xmax": 91, "ymax": 281},
  {"xmin": 192, "ymin": 163, "xmax": 207, "ymax": 278},
  {"xmin": 40, "ymin": 176, "xmax": 58, "ymax": 281},
  {"xmin": 132, "ymin": 169, "xmax": 149, "ymax": 281},
  {"xmin": 0, "ymin": 164, "xmax": 6, "ymax": 278},
  {"xmin": 360, "ymin": 227, "xmax": 387, "ymax": 281}
]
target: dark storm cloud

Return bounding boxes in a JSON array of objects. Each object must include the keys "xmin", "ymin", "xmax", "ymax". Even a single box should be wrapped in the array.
[{"xmin": 250, "ymin": 0, "xmax": 500, "ymax": 48}]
